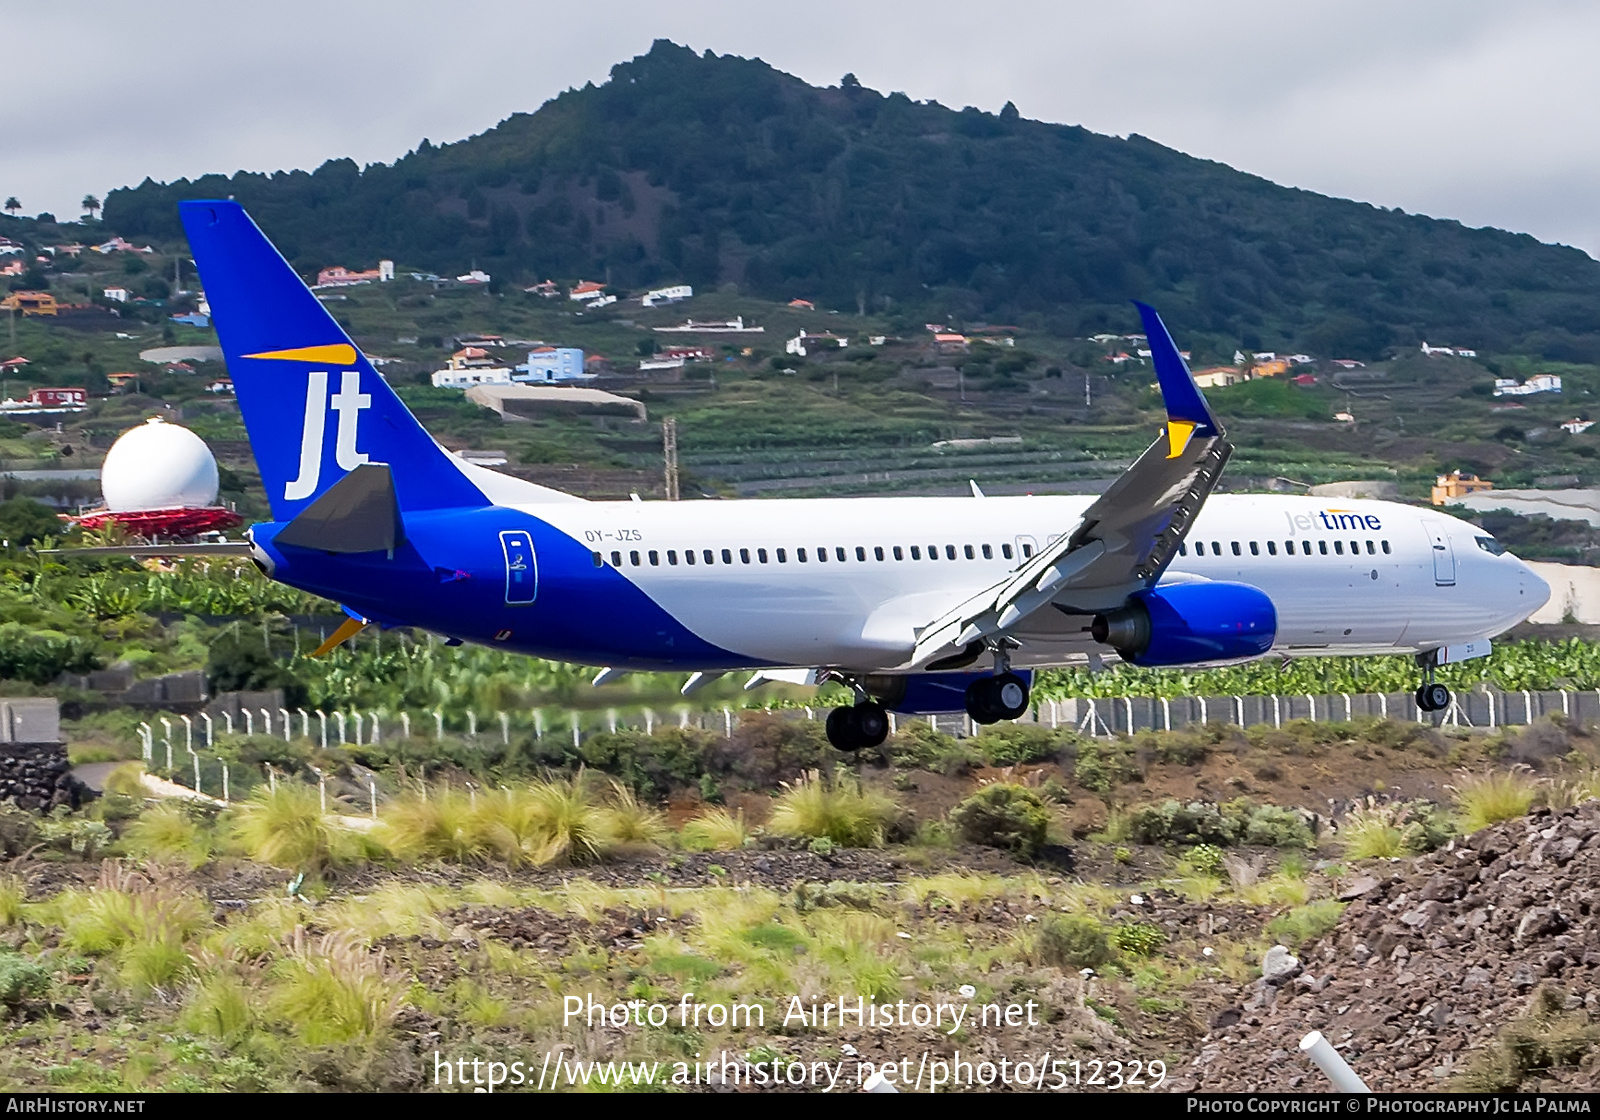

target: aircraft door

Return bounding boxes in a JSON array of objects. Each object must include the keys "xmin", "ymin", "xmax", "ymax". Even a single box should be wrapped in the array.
[
  {"xmin": 1427, "ymin": 523, "xmax": 1456, "ymax": 586},
  {"xmin": 500, "ymin": 530, "xmax": 538, "ymax": 605}
]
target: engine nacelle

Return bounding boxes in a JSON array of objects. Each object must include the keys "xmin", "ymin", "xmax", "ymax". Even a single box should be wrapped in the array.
[{"xmin": 1091, "ymin": 582, "xmax": 1276, "ymax": 667}]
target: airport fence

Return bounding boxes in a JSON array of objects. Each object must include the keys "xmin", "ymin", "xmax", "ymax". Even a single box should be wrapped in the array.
[{"xmin": 128, "ymin": 684, "xmax": 1589, "ymax": 802}]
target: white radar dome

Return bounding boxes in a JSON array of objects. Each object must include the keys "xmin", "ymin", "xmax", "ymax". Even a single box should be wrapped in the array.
[{"xmin": 100, "ymin": 417, "xmax": 220, "ymax": 512}]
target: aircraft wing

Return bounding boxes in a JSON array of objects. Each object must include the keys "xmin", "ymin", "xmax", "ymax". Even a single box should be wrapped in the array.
[{"xmin": 908, "ymin": 303, "xmax": 1232, "ymax": 667}]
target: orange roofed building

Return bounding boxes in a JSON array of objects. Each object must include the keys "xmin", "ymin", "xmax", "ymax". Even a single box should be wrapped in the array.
[{"xmin": 1432, "ymin": 471, "xmax": 1493, "ymax": 506}]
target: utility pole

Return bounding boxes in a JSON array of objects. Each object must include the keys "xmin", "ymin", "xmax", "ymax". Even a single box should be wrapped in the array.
[{"xmin": 662, "ymin": 416, "xmax": 680, "ymax": 501}]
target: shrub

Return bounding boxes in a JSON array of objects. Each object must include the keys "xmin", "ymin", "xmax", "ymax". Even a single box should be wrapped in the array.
[
  {"xmin": 576, "ymin": 728, "xmax": 718, "ymax": 799},
  {"xmin": 768, "ymin": 769, "xmax": 903, "ymax": 848},
  {"xmin": 680, "ymin": 808, "xmax": 749, "ymax": 852},
  {"xmin": 0, "ymin": 954, "xmax": 49, "ymax": 1009},
  {"xmin": 887, "ymin": 722, "xmax": 982, "ymax": 775},
  {"xmin": 1109, "ymin": 922, "xmax": 1165, "ymax": 957},
  {"xmin": 1340, "ymin": 799, "xmax": 1449, "ymax": 859},
  {"xmin": 949, "ymin": 783, "xmax": 1051, "ymax": 857},
  {"xmin": 1187, "ymin": 843, "xmax": 1226, "ymax": 876},
  {"xmin": 1452, "ymin": 986, "xmax": 1598, "ymax": 1092},
  {"xmin": 1037, "ymin": 914, "xmax": 1110, "ymax": 970},
  {"xmin": 1452, "ymin": 768, "xmax": 1538, "ymax": 833},
  {"xmin": 1238, "ymin": 803, "xmax": 1314, "ymax": 849},
  {"xmin": 1074, "ymin": 741, "xmax": 1140, "ymax": 793},
  {"xmin": 103, "ymin": 762, "xmax": 147, "ymax": 799},
  {"xmin": 977, "ymin": 724, "xmax": 1061, "ymax": 766},
  {"xmin": 1129, "ymin": 800, "xmax": 1237, "ymax": 846},
  {"xmin": 602, "ymin": 781, "xmax": 668, "ymax": 847}
]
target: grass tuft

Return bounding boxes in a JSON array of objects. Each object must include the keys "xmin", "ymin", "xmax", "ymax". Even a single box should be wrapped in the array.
[
  {"xmin": 1451, "ymin": 768, "xmax": 1538, "ymax": 834},
  {"xmin": 120, "ymin": 803, "xmax": 213, "ymax": 868},
  {"xmin": 768, "ymin": 768, "xmax": 902, "ymax": 848},
  {"xmin": 229, "ymin": 784, "xmax": 374, "ymax": 875},
  {"xmin": 680, "ymin": 807, "xmax": 750, "ymax": 852},
  {"xmin": 269, "ymin": 926, "xmax": 407, "ymax": 1044}
]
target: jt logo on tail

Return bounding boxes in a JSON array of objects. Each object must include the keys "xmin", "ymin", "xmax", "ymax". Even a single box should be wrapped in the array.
[{"xmin": 285, "ymin": 370, "xmax": 371, "ymax": 500}]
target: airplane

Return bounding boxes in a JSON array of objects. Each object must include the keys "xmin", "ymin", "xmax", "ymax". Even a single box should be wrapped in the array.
[{"xmin": 169, "ymin": 200, "xmax": 1550, "ymax": 752}]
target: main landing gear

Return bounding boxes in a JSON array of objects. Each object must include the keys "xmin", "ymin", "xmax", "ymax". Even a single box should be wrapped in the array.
[
  {"xmin": 825, "ymin": 699, "xmax": 890, "ymax": 752},
  {"xmin": 1415, "ymin": 653, "xmax": 1452, "ymax": 713},
  {"xmin": 965, "ymin": 644, "xmax": 1031, "ymax": 726}
]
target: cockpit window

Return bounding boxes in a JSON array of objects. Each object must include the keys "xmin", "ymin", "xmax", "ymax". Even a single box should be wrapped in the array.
[{"xmin": 1475, "ymin": 536, "xmax": 1507, "ymax": 555}]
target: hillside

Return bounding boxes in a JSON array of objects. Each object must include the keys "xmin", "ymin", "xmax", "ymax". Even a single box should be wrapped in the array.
[{"xmin": 102, "ymin": 41, "xmax": 1600, "ymax": 362}]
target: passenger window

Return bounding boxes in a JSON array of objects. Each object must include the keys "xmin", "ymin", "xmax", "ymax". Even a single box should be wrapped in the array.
[
  {"xmin": 817, "ymin": 547, "xmax": 827, "ymax": 562},
  {"xmin": 611, "ymin": 550, "xmax": 622, "ymax": 567},
  {"xmin": 797, "ymin": 548, "xmax": 807, "ymax": 562},
  {"xmin": 982, "ymin": 544, "xmax": 993, "ymax": 559},
  {"xmin": 1301, "ymin": 541, "xmax": 1311, "ymax": 555},
  {"xmin": 1266, "ymin": 541, "xmax": 1277, "ymax": 556},
  {"xmin": 1249, "ymin": 541, "xmax": 1259, "ymax": 556},
  {"xmin": 1211, "ymin": 541, "xmax": 1220, "ymax": 555},
  {"xmin": 740, "ymin": 548, "xmax": 751, "ymax": 564},
  {"xmin": 910, "ymin": 545, "xmax": 922, "ymax": 560},
  {"xmin": 1366, "ymin": 541, "xmax": 1375, "ymax": 555},
  {"xmin": 1334, "ymin": 541, "xmax": 1344, "ymax": 555},
  {"xmin": 1178, "ymin": 542, "xmax": 1187, "ymax": 556},
  {"xmin": 648, "ymin": 550, "xmax": 659, "ymax": 566},
  {"xmin": 928, "ymin": 545, "xmax": 939, "ymax": 560},
  {"xmin": 721, "ymin": 548, "xmax": 732, "ymax": 564},
  {"xmin": 777, "ymin": 548, "xmax": 787, "ymax": 563},
  {"xmin": 893, "ymin": 546, "xmax": 904, "ymax": 560},
  {"xmin": 757, "ymin": 548, "xmax": 768, "ymax": 563},
  {"xmin": 703, "ymin": 550, "xmax": 714, "ymax": 565},
  {"xmin": 630, "ymin": 550, "xmax": 641, "ymax": 566},
  {"xmin": 1002, "ymin": 543, "xmax": 1014, "ymax": 559},
  {"xmin": 964, "ymin": 544, "xmax": 975, "ymax": 559},
  {"xmin": 855, "ymin": 546, "xmax": 866, "ymax": 561},
  {"xmin": 1318, "ymin": 541, "xmax": 1328, "ymax": 555},
  {"xmin": 667, "ymin": 550, "xmax": 678, "ymax": 565},
  {"xmin": 836, "ymin": 547, "xmax": 847, "ymax": 562},
  {"xmin": 1350, "ymin": 540, "xmax": 1359, "ymax": 555},
  {"xmin": 946, "ymin": 545, "xmax": 957, "ymax": 560},
  {"xmin": 874, "ymin": 546, "xmax": 885, "ymax": 561},
  {"xmin": 686, "ymin": 550, "xmax": 696, "ymax": 565},
  {"xmin": 1022, "ymin": 543, "xmax": 1034, "ymax": 557},
  {"xmin": 1382, "ymin": 540, "xmax": 1391, "ymax": 554},
  {"xmin": 1231, "ymin": 541, "xmax": 1241, "ymax": 556}
]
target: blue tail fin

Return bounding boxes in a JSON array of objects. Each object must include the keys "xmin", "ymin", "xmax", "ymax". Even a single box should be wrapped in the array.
[{"xmin": 180, "ymin": 200, "xmax": 485, "ymax": 521}]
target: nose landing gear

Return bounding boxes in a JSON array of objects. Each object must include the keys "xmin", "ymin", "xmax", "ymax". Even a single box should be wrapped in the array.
[{"xmin": 1415, "ymin": 653, "xmax": 1452, "ymax": 712}]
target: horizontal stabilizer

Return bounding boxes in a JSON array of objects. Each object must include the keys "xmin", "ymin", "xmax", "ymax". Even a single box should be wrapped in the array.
[
  {"xmin": 39, "ymin": 543, "xmax": 255, "ymax": 558},
  {"xmin": 273, "ymin": 463, "xmax": 404, "ymax": 554}
]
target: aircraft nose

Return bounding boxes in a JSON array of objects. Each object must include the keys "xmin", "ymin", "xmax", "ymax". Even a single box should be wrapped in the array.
[{"xmin": 1517, "ymin": 558, "xmax": 1551, "ymax": 619}]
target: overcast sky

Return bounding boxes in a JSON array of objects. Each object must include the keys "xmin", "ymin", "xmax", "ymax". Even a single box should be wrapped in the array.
[{"xmin": 8, "ymin": 1, "xmax": 1600, "ymax": 255}]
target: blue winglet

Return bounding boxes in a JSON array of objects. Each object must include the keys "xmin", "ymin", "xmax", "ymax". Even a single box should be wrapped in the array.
[{"xmin": 1133, "ymin": 301, "xmax": 1221, "ymax": 438}]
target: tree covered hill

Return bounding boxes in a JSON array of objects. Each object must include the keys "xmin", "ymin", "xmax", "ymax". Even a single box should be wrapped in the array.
[{"xmin": 106, "ymin": 40, "xmax": 1600, "ymax": 360}]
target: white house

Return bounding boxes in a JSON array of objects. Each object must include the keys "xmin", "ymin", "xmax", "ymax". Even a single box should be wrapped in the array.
[
  {"xmin": 640, "ymin": 284, "xmax": 692, "ymax": 307},
  {"xmin": 785, "ymin": 331, "xmax": 849, "ymax": 357},
  {"xmin": 569, "ymin": 281, "xmax": 606, "ymax": 302},
  {"xmin": 1494, "ymin": 374, "xmax": 1562, "ymax": 397},
  {"xmin": 103, "ymin": 287, "xmax": 129, "ymax": 303},
  {"xmin": 432, "ymin": 367, "xmax": 512, "ymax": 388}
]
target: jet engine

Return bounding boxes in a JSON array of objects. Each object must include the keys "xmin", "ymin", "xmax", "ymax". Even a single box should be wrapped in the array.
[{"xmin": 1091, "ymin": 582, "xmax": 1276, "ymax": 667}]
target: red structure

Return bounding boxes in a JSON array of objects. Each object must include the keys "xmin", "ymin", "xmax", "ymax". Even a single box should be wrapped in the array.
[{"xmin": 73, "ymin": 506, "xmax": 242, "ymax": 537}]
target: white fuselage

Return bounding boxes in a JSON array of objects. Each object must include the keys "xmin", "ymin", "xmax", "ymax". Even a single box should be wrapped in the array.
[{"xmin": 529, "ymin": 492, "xmax": 1550, "ymax": 673}]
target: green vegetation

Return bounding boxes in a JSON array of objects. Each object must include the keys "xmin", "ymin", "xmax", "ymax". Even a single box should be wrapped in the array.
[
  {"xmin": 949, "ymin": 783, "xmax": 1052, "ymax": 857},
  {"xmin": 1453, "ymin": 986, "xmax": 1599, "ymax": 1092},
  {"xmin": 104, "ymin": 42, "xmax": 1600, "ymax": 361},
  {"xmin": 1128, "ymin": 799, "xmax": 1313, "ymax": 849},
  {"xmin": 1452, "ymin": 768, "xmax": 1540, "ymax": 833},
  {"xmin": 767, "ymin": 768, "xmax": 903, "ymax": 848}
]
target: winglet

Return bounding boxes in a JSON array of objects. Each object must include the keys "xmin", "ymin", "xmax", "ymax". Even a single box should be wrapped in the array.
[{"xmin": 1132, "ymin": 302, "xmax": 1222, "ymax": 453}]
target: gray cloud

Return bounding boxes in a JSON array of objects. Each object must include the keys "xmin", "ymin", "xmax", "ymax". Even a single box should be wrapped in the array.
[{"xmin": 6, "ymin": 1, "xmax": 1599, "ymax": 254}]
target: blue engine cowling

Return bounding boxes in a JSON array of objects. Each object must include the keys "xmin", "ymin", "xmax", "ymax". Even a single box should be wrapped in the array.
[
  {"xmin": 1091, "ymin": 582, "xmax": 1276, "ymax": 667},
  {"xmin": 870, "ymin": 670, "xmax": 1034, "ymax": 714}
]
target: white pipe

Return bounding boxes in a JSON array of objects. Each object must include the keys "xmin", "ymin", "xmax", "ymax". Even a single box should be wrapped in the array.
[{"xmin": 1299, "ymin": 1031, "xmax": 1370, "ymax": 1093}]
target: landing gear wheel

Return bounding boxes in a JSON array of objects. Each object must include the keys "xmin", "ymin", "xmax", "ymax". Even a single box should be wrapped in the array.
[
  {"xmin": 1420, "ymin": 682, "xmax": 1451, "ymax": 712},
  {"xmin": 965, "ymin": 673, "xmax": 1031, "ymax": 724},
  {"xmin": 826, "ymin": 702, "xmax": 891, "ymax": 751}
]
